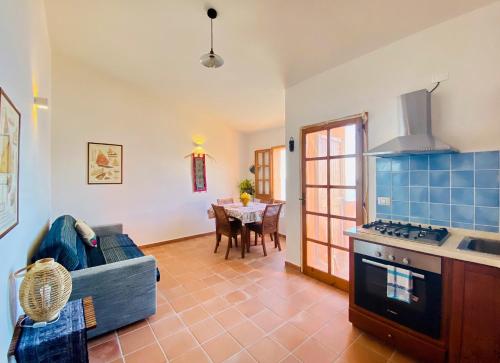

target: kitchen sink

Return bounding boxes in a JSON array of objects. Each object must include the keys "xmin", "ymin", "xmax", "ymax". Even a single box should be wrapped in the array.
[{"xmin": 458, "ymin": 237, "xmax": 500, "ymax": 255}]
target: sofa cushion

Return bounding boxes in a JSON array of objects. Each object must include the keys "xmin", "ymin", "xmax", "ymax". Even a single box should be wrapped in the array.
[
  {"xmin": 75, "ymin": 220, "xmax": 98, "ymax": 247},
  {"xmin": 97, "ymin": 234, "xmax": 160, "ymax": 281},
  {"xmin": 86, "ymin": 242, "xmax": 106, "ymax": 267},
  {"xmin": 99, "ymin": 234, "xmax": 144, "ymax": 263},
  {"xmin": 33, "ymin": 215, "xmax": 84, "ymax": 271}
]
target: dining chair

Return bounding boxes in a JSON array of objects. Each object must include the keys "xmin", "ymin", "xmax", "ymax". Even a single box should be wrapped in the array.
[
  {"xmin": 217, "ymin": 197, "xmax": 234, "ymax": 205},
  {"xmin": 253, "ymin": 199, "xmax": 285, "ymax": 243},
  {"xmin": 248, "ymin": 203, "xmax": 283, "ymax": 256},
  {"xmin": 212, "ymin": 204, "xmax": 242, "ymax": 259}
]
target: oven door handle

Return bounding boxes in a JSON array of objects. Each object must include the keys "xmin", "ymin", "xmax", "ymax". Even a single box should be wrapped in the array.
[{"xmin": 361, "ymin": 258, "xmax": 425, "ymax": 280}]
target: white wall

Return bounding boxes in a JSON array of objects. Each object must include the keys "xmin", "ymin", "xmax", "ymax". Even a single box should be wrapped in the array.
[
  {"xmin": 0, "ymin": 0, "xmax": 52, "ymax": 357},
  {"xmin": 285, "ymin": 3, "xmax": 500, "ymax": 266},
  {"xmin": 51, "ymin": 55, "xmax": 243, "ymax": 245}
]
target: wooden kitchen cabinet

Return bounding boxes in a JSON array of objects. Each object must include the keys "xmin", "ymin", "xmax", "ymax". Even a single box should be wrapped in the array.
[{"xmin": 448, "ymin": 260, "xmax": 500, "ymax": 362}]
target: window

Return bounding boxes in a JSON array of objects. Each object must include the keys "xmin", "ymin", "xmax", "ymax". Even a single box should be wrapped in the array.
[{"xmin": 254, "ymin": 145, "xmax": 286, "ymax": 201}]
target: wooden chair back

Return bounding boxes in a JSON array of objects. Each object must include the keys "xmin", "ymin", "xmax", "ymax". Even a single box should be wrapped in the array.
[
  {"xmin": 212, "ymin": 204, "xmax": 231, "ymax": 235},
  {"xmin": 261, "ymin": 203, "xmax": 282, "ymax": 234},
  {"xmin": 217, "ymin": 197, "xmax": 234, "ymax": 205}
]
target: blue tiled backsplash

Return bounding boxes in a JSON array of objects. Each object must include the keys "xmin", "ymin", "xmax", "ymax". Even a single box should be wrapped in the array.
[{"xmin": 376, "ymin": 151, "xmax": 500, "ymax": 233}]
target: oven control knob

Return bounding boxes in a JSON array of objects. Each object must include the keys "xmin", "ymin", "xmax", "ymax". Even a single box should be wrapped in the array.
[
  {"xmin": 402, "ymin": 258, "xmax": 410, "ymax": 265},
  {"xmin": 375, "ymin": 251, "xmax": 382, "ymax": 258},
  {"xmin": 388, "ymin": 254, "xmax": 395, "ymax": 261}
]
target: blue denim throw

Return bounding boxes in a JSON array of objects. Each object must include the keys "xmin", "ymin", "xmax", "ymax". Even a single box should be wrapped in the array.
[{"xmin": 16, "ymin": 299, "xmax": 88, "ymax": 363}]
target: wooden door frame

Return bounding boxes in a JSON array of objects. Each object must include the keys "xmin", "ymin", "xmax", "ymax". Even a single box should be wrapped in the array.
[
  {"xmin": 254, "ymin": 145, "xmax": 286, "ymax": 201},
  {"xmin": 300, "ymin": 114, "xmax": 366, "ymax": 291},
  {"xmin": 255, "ymin": 148, "xmax": 273, "ymax": 200}
]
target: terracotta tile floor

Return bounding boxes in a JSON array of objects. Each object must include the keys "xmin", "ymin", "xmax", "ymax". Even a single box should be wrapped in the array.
[{"xmin": 88, "ymin": 235, "xmax": 419, "ymax": 363}]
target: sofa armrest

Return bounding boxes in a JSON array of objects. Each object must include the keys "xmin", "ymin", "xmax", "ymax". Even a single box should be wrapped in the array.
[
  {"xmin": 69, "ymin": 255, "xmax": 156, "ymax": 337},
  {"xmin": 92, "ymin": 223, "xmax": 123, "ymax": 237}
]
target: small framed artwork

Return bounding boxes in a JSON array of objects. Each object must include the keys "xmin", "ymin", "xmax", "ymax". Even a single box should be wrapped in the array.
[
  {"xmin": 0, "ymin": 88, "xmax": 20, "ymax": 238},
  {"xmin": 192, "ymin": 154, "xmax": 207, "ymax": 192},
  {"xmin": 87, "ymin": 142, "xmax": 123, "ymax": 184}
]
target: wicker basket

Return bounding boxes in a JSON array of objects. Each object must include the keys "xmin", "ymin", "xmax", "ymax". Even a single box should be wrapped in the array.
[{"xmin": 15, "ymin": 258, "xmax": 72, "ymax": 322}]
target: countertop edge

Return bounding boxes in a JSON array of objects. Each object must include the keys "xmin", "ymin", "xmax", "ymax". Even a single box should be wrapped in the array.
[{"xmin": 345, "ymin": 229, "xmax": 500, "ymax": 269}]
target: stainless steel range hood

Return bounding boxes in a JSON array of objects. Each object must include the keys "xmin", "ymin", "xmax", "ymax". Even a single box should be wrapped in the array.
[{"xmin": 365, "ymin": 89, "xmax": 458, "ymax": 157}]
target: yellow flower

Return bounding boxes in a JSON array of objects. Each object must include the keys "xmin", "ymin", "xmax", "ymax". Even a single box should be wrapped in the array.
[{"xmin": 240, "ymin": 192, "xmax": 251, "ymax": 206}]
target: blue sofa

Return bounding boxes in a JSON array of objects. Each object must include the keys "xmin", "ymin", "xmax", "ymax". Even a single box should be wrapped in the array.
[{"xmin": 32, "ymin": 215, "xmax": 158, "ymax": 338}]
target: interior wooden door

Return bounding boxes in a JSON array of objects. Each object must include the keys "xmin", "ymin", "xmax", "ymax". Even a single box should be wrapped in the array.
[
  {"xmin": 301, "ymin": 117, "xmax": 364, "ymax": 291},
  {"xmin": 255, "ymin": 148, "xmax": 272, "ymax": 201}
]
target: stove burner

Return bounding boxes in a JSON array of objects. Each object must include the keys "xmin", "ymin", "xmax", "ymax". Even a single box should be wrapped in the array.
[{"xmin": 361, "ymin": 220, "xmax": 449, "ymax": 246}]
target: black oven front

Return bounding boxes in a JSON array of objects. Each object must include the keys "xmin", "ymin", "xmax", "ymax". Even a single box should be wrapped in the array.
[{"xmin": 353, "ymin": 239, "xmax": 442, "ymax": 339}]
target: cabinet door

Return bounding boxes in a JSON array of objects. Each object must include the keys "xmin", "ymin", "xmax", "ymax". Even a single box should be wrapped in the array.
[{"xmin": 450, "ymin": 261, "xmax": 500, "ymax": 362}]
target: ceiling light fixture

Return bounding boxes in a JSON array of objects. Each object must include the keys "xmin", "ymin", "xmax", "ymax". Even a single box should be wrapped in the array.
[{"xmin": 200, "ymin": 8, "xmax": 224, "ymax": 68}]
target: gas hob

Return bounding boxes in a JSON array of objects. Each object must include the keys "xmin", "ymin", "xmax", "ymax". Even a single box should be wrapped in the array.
[{"xmin": 361, "ymin": 220, "xmax": 449, "ymax": 246}]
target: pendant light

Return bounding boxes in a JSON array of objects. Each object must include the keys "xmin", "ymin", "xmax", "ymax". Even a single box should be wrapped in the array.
[{"xmin": 200, "ymin": 8, "xmax": 224, "ymax": 68}]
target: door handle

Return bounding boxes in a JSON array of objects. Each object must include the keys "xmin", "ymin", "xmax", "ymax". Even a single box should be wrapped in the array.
[{"xmin": 361, "ymin": 258, "xmax": 425, "ymax": 280}]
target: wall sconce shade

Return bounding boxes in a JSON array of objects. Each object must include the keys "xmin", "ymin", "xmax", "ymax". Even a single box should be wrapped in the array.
[
  {"xmin": 34, "ymin": 97, "xmax": 49, "ymax": 109},
  {"xmin": 192, "ymin": 145, "xmax": 206, "ymax": 156}
]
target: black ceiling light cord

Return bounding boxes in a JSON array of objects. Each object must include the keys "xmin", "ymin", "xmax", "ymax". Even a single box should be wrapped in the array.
[{"xmin": 429, "ymin": 82, "xmax": 440, "ymax": 93}]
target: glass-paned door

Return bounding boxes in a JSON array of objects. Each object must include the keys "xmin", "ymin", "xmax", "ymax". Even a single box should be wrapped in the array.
[
  {"xmin": 301, "ymin": 117, "xmax": 364, "ymax": 291},
  {"xmin": 255, "ymin": 149, "xmax": 272, "ymax": 200}
]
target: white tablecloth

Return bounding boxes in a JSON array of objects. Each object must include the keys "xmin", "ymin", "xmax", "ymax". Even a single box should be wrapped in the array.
[{"xmin": 208, "ymin": 202, "xmax": 268, "ymax": 224}]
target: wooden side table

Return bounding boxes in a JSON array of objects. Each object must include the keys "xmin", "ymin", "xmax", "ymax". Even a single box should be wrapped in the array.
[{"xmin": 8, "ymin": 297, "xmax": 96, "ymax": 363}]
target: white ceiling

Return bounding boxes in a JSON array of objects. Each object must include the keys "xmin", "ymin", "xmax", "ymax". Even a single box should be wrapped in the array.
[{"xmin": 44, "ymin": 0, "xmax": 495, "ymax": 131}]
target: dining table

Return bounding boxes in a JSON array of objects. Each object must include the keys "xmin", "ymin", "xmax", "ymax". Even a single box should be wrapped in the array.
[{"xmin": 208, "ymin": 202, "xmax": 269, "ymax": 258}]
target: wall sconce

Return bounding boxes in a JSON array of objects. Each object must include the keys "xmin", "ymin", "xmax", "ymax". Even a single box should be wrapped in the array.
[
  {"xmin": 184, "ymin": 135, "xmax": 214, "ymax": 159},
  {"xmin": 34, "ymin": 97, "xmax": 49, "ymax": 110},
  {"xmin": 289, "ymin": 137, "xmax": 295, "ymax": 152}
]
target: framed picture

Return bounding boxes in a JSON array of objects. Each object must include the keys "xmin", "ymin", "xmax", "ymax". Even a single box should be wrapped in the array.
[
  {"xmin": 87, "ymin": 142, "xmax": 123, "ymax": 184},
  {"xmin": 0, "ymin": 88, "xmax": 20, "ymax": 238},
  {"xmin": 192, "ymin": 154, "xmax": 207, "ymax": 192}
]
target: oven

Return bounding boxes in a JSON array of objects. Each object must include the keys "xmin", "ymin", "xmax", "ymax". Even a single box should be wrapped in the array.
[{"xmin": 353, "ymin": 239, "xmax": 442, "ymax": 339}]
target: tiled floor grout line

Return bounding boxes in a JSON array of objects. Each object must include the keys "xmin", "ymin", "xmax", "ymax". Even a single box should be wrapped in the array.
[
  {"xmin": 113, "ymin": 315, "xmax": 173, "ymax": 361},
  {"xmin": 191, "ymin": 306, "xmax": 247, "ymax": 359},
  {"xmin": 176, "ymin": 308, "xmax": 216, "ymax": 363},
  {"xmin": 147, "ymin": 304, "xmax": 173, "ymax": 362},
  {"xmin": 331, "ymin": 332, "xmax": 364, "ymax": 363},
  {"xmin": 90, "ymin": 237, "xmax": 406, "ymax": 363},
  {"xmin": 123, "ymin": 341, "xmax": 163, "ymax": 362},
  {"xmin": 114, "ymin": 331, "xmax": 124, "ymax": 363},
  {"xmin": 181, "ymin": 269, "xmax": 299, "ymax": 362}
]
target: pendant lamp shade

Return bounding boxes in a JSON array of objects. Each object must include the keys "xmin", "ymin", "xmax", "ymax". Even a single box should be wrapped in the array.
[
  {"xmin": 200, "ymin": 51, "xmax": 224, "ymax": 68},
  {"xmin": 200, "ymin": 8, "xmax": 224, "ymax": 68}
]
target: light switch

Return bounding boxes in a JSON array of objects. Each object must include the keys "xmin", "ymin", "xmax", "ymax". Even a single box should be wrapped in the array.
[{"xmin": 377, "ymin": 197, "xmax": 392, "ymax": 206}]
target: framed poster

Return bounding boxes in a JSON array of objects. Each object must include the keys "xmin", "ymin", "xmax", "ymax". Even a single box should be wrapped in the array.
[
  {"xmin": 0, "ymin": 88, "xmax": 20, "ymax": 238},
  {"xmin": 87, "ymin": 142, "xmax": 123, "ymax": 184},
  {"xmin": 192, "ymin": 154, "xmax": 207, "ymax": 192}
]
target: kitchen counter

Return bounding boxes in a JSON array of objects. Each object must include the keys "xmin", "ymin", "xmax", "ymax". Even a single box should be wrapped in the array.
[{"xmin": 345, "ymin": 226, "xmax": 500, "ymax": 268}]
